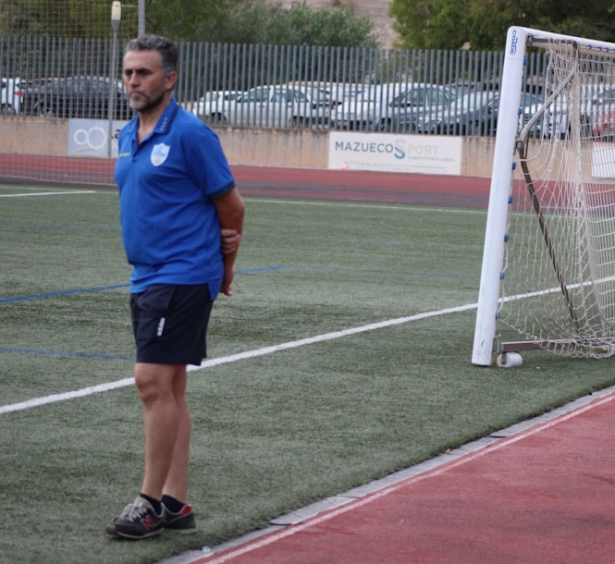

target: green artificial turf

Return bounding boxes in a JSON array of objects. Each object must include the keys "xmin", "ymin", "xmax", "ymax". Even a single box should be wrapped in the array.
[{"xmin": 1, "ymin": 186, "xmax": 614, "ymax": 564}]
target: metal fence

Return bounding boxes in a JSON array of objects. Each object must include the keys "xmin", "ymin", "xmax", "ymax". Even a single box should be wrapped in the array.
[{"xmin": 0, "ymin": 35, "xmax": 551, "ymax": 136}]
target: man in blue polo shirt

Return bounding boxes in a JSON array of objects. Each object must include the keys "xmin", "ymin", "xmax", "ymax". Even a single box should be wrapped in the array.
[{"xmin": 106, "ymin": 34, "xmax": 245, "ymax": 540}]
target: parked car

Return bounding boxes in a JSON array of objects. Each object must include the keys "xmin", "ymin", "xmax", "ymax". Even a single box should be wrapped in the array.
[
  {"xmin": 1, "ymin": 77, "xmax": 23, "ymax": 115},
  {"xmin": 588, "ymin": 86, "xmax": 615, "ymax": 139},
  {"xmin": 382, "ymin": 84, "xmax": 458, "ymax": 133},
  {"xmin": 422, "ymin": 90, "xmax": 543, "ymax": 136},
  {"xmin": 446, "ymin": 80, "xmax": 499, "ymax": 95},
  {"xmin": 325, "ymin": 83, "xmax": 366, "ymax": 105},
  {"xmin": 383, "ymin": 87, "xmax": 542, "ymax": 137},
  {"xmin": 330, "ymin": 82, "xmax": 411, "ymax": 130},
  {"xmin": 21, "ymin": 76, "xmax": 132, "ymax": 120},
  {"xmin": 521, "ymin": 84, "xmax": 603, "ymax": 139},
  {"xmin": 215, "ymin": 85, "xmax": 333, "ymax": 128},
  {"xmin": 191, "ymin": 90, "xmax": 243, "ymax": 124},
  {"xmin": 425, "ymin": 91, "xmax": 496, "ymax": 135}
]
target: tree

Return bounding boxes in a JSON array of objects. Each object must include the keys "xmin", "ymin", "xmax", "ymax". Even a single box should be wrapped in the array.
[
  {"xmin": 148, "ymin": 0, "xmax": 379, "ymax": 48},
  {"xmin": 280, "ymin": 2, "xmax": 379, "ymax": 48},
  {"xmin": 388, "ymin": 0, "xmax": 473, "ymax": 50},
  {"xmin": 180, "ymin": 0, "xmax": 291, "ymax": 45},
  {"xmin": 0, "ymin": 0, "xmax": 378, "ymax": 48},
  {"xmin": 145, "ymin": 0, "xmax": 233, "ymax": 42},
  {"xmin": 0, "ymin": 0, "xmax": 119, "ymax": 37},
  {"xmin": 389, "ymin": 0, "xmax": 615, "ymax": 50}
]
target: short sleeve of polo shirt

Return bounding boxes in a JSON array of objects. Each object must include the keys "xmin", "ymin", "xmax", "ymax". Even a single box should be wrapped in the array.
[{"xmin": 182, "ymin": 120, "xmax": 235, "ymax": 201}]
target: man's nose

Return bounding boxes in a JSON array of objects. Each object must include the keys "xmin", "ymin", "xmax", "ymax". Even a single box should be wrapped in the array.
[{"xmin": 126, "ymin": 73, "xmax": 139, "ymax": 86}]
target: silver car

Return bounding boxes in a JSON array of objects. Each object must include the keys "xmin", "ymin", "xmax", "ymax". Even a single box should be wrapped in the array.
[
  {"xmin": 223, "ymin": 85, "xmax": 333, "ymax": 128},
  {"xmin": 190, "ymin": 90, "xmax": 242, "ymax": 124},
  {"xmin": 523, "ymin": 84, "xmax": 603, "ymax": 139},
  {"xmin": 1, "ymin": 77, "xmax": 23, "ymax": 115},
  {"xmin": 384, "ymin": 84, "xmax": 457, "ymax": 133},
  {"xmin": 330, "ymin": 83, "xmax": 409, "ymax": 131}
]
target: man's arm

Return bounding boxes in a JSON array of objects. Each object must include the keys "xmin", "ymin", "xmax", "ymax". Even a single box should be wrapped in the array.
[
  {"xmin": 214, "ymin": 187, "xmax": 245, "ymax": 296},
  {"xmin": 221, "ymin": 228, "xmax": 241, "ymax": 255}
]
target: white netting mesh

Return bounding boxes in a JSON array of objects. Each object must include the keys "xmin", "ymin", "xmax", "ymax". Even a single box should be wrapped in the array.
[{"xmin": 500, "ymin": 36, "xmax": 615, "ymax": 357}]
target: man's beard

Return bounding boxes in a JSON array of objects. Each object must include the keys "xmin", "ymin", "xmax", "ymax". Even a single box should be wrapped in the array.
[{"xmin": 129, "ymin": 89, "xmax": 166, "ymax": 113}]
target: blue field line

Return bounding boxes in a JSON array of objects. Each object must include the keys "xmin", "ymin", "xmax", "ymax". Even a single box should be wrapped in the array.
[
  {"xmin": 0, "ymin": 347, "xmax": 134, "ymax": 360},
  {"xmin": 0, "ymin": 267, "xmax": 287, "ymax": 360},
  {"xmin": 0, "ymin": 283, "xmax": 131, "ymax": 304},
  {"xmin": 0, "ymin": 267, "xmax": 286, "ymax": 304},
  {"xmin": 239, "ymin": 266, "xmax": 286, "ymax": 274},
  {"xmin": 0, "ymin": 221, "xmax": 120, "ymax": 232}
]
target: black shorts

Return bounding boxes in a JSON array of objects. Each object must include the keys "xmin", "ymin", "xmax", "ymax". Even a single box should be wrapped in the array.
[{"xmin": 130, "ymin": 284, "xmax": 213, "ymax": 366}]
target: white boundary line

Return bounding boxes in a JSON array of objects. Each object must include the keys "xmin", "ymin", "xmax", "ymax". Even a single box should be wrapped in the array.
[
  {"xmin": 248, "ymin": 197, "xmax": 487, "ymax": 215},
  {"xmin": 0, "ymin": 190, "xmax": 96, "ymax": 198},
  {"xmin": 0, "ymin": 378, "xmax": 134, "ymax": 414},
  {"xmin": 0, "ymin": 302, "xmax": 477, "ymax": 416},
  {"xmin": 3, "ymin": 274, "xmax": 607, "ymax": 416}
]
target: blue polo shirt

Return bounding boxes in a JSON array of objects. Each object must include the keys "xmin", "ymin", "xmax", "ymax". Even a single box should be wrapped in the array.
[{"xmin": 115, "ymin": 99, "xmax": 235, "ymax": 298}]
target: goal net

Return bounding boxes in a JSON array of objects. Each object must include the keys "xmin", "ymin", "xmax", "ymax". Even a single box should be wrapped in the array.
[{"xmin": 472, "ymin": 27, "xmax": 615, "ymax": 366}]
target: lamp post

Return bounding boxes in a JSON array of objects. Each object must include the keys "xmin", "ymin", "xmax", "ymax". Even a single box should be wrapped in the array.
[
  {"xmin": 108, "ymin": 1, "xmax": 122, "ymax": 158},
  {"xmin": 138, "ymin": 0, "xmax": 145, "ymax": 35}
]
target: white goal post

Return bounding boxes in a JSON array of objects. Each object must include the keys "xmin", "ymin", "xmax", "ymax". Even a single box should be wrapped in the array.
[{"xmin": 472, "ymin": 26, "xmax": 615, "ymax": 366}]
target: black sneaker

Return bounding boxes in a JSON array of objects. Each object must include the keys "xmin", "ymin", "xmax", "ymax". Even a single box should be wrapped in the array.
[
  {"xmin": 106, "ymin": 496, "xmax": 166, "ymax": 540},
  {"xmin": 163, "ymin": 503, "xmax": 197, "ymax": 533}
]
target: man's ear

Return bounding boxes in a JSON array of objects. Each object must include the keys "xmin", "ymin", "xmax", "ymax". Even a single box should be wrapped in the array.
[{"xmin": 165, "ymin": 71, "xmax": 178, "ymax": 92}]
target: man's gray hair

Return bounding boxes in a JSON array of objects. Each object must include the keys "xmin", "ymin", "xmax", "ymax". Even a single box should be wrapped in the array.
[{"xmin": 124, "ymin": 34, "xmax": 178, "ymax": 76}]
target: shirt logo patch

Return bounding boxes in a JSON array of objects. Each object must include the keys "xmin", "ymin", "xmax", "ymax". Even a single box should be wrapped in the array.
[{"xmin": 150, "ymin": 143, "xmax": 170, "ymax": 167}]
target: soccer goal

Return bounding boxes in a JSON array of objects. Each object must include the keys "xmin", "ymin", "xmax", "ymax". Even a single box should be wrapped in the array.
[{"xmin": 472, "ymin": 27, "xmax": 615, "ymax": 366}]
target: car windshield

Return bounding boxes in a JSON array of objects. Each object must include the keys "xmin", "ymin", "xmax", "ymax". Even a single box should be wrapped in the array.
[
  {"xmin": 519, "ymin": 92, "xmax": 542, "ymax": 107},
  {"xmin": 390, "ymin": 86, "xmax": 454, "ymax": 108},
  {"xmin": 452, "ymin": 91, "xmax": 494, "ymax": 110},
  {"xmin": 357, "ymin": 84, "xmax": 405, "ymax": 103},
  {"xmin": 310, "ymin": 89, "xmax": 330, "ymax": 103}
]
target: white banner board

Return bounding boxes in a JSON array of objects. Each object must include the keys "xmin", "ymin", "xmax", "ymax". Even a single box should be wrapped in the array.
[
  {"xmin": 67, "ymin": 119, "xmax": 128, "ymax": 158},
  {"xmin": 329, "ymin": 132, "xmax": 462, "ymax": 175},
  {"xmin": 591, "ymin": 144, "xmax": 615, "ymax": 178}
]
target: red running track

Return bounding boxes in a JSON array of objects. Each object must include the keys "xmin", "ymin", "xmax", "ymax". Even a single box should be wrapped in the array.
[
  {"xmin": 232, "ymin": 166, "xmax": 491, "ymax": 209},
  {"xmin": 0, "ymin": 155, "xmax": 492, "ymax": 209},
  {"xmin": 178, "ymin": 389, "xmax": 615, "ymax": 564}
]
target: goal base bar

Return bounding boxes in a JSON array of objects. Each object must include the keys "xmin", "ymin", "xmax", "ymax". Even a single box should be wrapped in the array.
[{"xmin": 496, "ymin": 339, "xmax": 615, "ymax": 355}]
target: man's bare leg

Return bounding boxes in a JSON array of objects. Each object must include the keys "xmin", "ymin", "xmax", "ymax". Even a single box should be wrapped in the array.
[
  {"xmin": 162, "ymin": 365, "xmax": 191, "ymax": 502},
  {"xmin": 134, "ymin": 362, "xmax": 182, "ymax": 500}
]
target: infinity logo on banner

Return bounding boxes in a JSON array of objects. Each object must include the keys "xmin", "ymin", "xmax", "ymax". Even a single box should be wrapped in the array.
[
  {"xmin": 73, "ymin": 125, "xmax": 107, "ymax": 150},
  {"xmin": 67, "ymin": 119, "xmax": 128, "ymax": 158}
]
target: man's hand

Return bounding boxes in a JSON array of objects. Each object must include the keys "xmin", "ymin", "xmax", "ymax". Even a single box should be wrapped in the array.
[
  {"xmin": 221, "ymin": 228, "xmax": 241, "ymax": 255},
  {"xmin": 221, "ymin": 265, "xmax": 235, "ymax": 296}
]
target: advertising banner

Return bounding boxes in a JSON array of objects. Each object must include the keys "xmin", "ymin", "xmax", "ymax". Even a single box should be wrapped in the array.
[
  {"xmin": 329, "ymin": 132, "xmax": 462, "ymax": 175},
  {"xmin": 67, "ymin": 119, "xmax": 128, "ymax": 158}
]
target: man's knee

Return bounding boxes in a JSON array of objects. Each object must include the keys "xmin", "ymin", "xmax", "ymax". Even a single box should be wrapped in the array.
[{"xmin": 134, "ymin": 363, "xmax": 175, "ymax": 405}]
